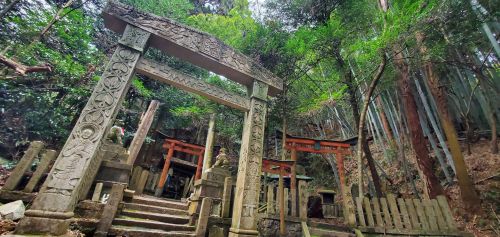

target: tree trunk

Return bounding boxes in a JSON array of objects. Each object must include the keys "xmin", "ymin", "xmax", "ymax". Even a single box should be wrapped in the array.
[
  {"xmin": 32, "ymin": 0, "xmax": 77, "ymax": 43},
  {"xmin": 355, "ymin": 54, "xmax": 386, "ymax": 198},
  {"xmin": 342, "ymin": 56, "xmax": 384, "ymax": 198},
  {"xmin": 0, "ymin": 0, "xmax": 22, "ymax": 19},
  {"xmin": 394, "ymin": 49, "xmax": 444, "ymax": 199},
  {"xmin": 417, "ymin": 33, "xmax": 481, "ymax": 210},
  {"xmin": 377, "ymin": 96, "xmax": 395, "ymax": 145}
]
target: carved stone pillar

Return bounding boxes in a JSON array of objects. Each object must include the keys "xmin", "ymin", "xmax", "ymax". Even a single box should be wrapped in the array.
[
  {"xmin": 15, "ymin": 25, "xmax": 150, "ymax": 236},
  {"xmin": 229, "ymin": 81, "xmax": 268, "ymax": 237}
]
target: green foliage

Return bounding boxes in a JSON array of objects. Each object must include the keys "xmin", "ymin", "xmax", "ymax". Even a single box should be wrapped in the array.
[{"xmin": 119, "ymin": 0, "xmax": 194, "ymax": 22}]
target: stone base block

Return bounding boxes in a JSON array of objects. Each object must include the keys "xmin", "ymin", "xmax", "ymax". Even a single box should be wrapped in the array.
[
  {"xmin": 228, "ymin": 228, "xmax": 259, "ymax": 237},
  {"xmin": 15, "ymin": 215, "xmax": 71, "ymax": 236},
  {"xmin": 0, "ymin": 190, "xmax": 36, "ymax": 203},
  {"xmin": 202, "ymin": 167, "xmax": 231, "ymax": 183},
  {"xmin": 257, "ymin": 217, "xmax": 302, "ymax": 237},
  {"xmin": 95, "ymin": 161, "xmax": 132, "ymax": 184}
]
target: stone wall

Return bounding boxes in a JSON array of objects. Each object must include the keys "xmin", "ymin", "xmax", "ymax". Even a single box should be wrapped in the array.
[{"xmin": 257, "ymin": 217, "xmax": 302, "ymax": 237}]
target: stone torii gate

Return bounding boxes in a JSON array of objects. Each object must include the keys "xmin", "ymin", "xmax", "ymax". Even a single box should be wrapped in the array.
[{"xmin": 15, "ymin": 1, "xmax": 282, "ymax": 236}]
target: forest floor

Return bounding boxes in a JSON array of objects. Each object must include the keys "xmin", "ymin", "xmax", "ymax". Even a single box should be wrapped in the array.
[{"xmin": 355, "ymin": 139, "xmax": 500, "ymax": 237}]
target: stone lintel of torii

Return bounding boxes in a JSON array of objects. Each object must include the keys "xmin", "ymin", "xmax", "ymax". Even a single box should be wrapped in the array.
[{"xmin": 13, "ymin": 1, "xmax": 283, "ymax": 236}]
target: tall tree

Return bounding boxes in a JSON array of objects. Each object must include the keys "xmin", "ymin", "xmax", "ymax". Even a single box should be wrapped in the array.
[{"xmin": 416, "ymin": 32, "xmax": 481, "ymax": 209}]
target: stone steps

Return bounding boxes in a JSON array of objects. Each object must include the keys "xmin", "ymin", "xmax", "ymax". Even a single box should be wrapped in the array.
[
  {"xmin": 307, "ymin": 220, "xmax": 355, "ymax": 237},
  {"xmin": 309, "ymin": 227, "xmax": 355, "ymax": 237},
  {"xmin": 109, "ymin": 225, "xmax": 195, "ymax": 237},
  {"xmin": 132, "ymin": 195, "xmax": 189, "ymax": 210},
  {"xmin": 123, "ymin": 202, "xmax": 189, "ymax": 216},
  {"xmin": 121, "ymin": 209, "xmax": 189, "ymax": 224},
  {"xmin": 108, "ymin": 196, "xmax": 195, "ymax": 236},
  {"xmin": 113, "ymin": 218, "xmax": 195, "ymax": 232}
]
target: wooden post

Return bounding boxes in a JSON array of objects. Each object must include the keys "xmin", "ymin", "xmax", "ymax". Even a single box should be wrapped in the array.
[
  {"xmin": 290, "ymin": 147, "xmax": 297, "ymax": 217},
  {"xmin": 202, "ymin": 114, "xmax": 216, "ymax": 173},
  {"xmin": 23, "ymin": 149, "xmax": 57, "ymax": 193},
  {"xmin": 279, "ymin": 168, "xmax": 285, "ymax": 236},
  {"xmin": 127, "ymin": 100, "xmax": 160, "ymax": 165},
  {"xmin": 155, "ymin": 142, "xmax": 175, "ymax": 196},
  {"xmin": 3, "ymin": 141, "xmax": 44, "ymax": 191},
  {"xmin": 195, "ymin": 151, "xmax": 204, "ymax": 180},
  {"xmin": 336, "ymin": 152, "xmax": 355, "ymax": 225}
]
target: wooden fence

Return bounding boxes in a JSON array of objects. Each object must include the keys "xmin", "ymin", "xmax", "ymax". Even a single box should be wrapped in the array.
[{"xmin": 355, "ymin": 194, "xmax": 469, "ymax": 236}]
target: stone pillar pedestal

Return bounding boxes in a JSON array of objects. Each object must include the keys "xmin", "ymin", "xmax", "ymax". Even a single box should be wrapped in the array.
[{"xmin": 189, "ymin": 167, "xmax": 230, "ymax": 224}]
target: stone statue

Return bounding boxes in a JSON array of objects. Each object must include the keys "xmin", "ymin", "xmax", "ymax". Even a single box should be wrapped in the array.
[
  {"xmin": 212, "ymin": 148, "xmax": 229, "ymax": 168},
  {"xmin": 107, "ymin": 120, "xmax": 125, "ymax": 145}
]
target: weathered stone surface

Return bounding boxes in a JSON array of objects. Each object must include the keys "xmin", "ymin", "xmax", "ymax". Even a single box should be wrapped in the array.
[
  {"xmin": 221, "ymin": 177, "xmax": 232, "ymax": 218},
  {"xmin": 195, "ymin": 198, "xmax": 212, "ymax": 236},
  {"xmin": 209, "ymin": 226, "xmax": 226, "ymax": 237},
  {"xmin": 0, "ymin": 200, "xmax": 25, "ymax": 220},
  {"xmin": 298, "ymin": 180, "xmax": 308, "ymax": 221},
  {"xmin": 202, "ymin": 167, "xmax": 231, "ymax": 184},
  {"xmin": 94, "ymin": 160, "xmax": 132, "ymax": 185},
  {"xmin": 129, "ymin": 166, "xmax": 143, "ymax": 190},
  {"xmin": 0, "ymin": 190, "xmax": 36, "ymax": 203},
  {"xmin": 94, "ymin": 183, "xmax": 125, "ymax": 237},
  {"xmin": 103, "ymin": 1, "xmax": 283, "ymax": 95},
  {"xmin": 75, "ymin": 200, "xmax": 105, "ymax": 219},
  {"xmin": 266, "ymin": 184, "xmax": 275, "ymax": 215},
  {"xmin": 23, "ymin": 149, "xmax": 57, "ymax": 193},
  {"xmin": 136, "ymin": 59, "xmax": 250, "ymax": 111},
  {"xmin": 229, "ymin": 81, "xmax": 268, "ymax": 237},
  {"xmin": 99, "ymin": 141, "xmax": 128, "ymax": 163},
  {"xmin": 257, "ymin": 217, "xmax": 302, "ymax": 237},
  {"xmin": 3, "ymin": 141, "xmax": 44, "ymax": 191},
  {"xmin": 92, "ymin": 183, "xmax": 103, "ymax": 202},
  {"xmin": 135, "ymin": 170, "xmax": 149, "ymax": 195},
  {"xmin": 15, "ymin": 25, "xmax": 150, "ymax": 236}
]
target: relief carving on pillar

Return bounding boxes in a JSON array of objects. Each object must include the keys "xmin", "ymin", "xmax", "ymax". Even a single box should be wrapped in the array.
[
  {"xmin": 118, "ymin": 25, "xmax": 151, "ymax": 52},
  {"xmin": 104, "ymin": 1, "xmax": 284, "ymax": 93},
  {"xmin": 136, "ymin": 58, "xmax": 250, "ymax": 111},
  {"xmin": 43, "ymin": 47, "xmax": 140, "ymax": 201}
]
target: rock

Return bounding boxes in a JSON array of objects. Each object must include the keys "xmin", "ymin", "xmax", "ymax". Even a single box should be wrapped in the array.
[{"xmin": 0, "ymin": 200, "xmax": 25, "ymax": 220}]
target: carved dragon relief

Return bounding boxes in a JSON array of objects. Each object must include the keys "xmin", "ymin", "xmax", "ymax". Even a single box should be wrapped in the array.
[
  {"xmin": 103, "ymin": 0, "xmax": 283, "ymax": 93},
  {"xmin": 135, "ymin": 58, "xmax": 250, "ymax": 111}
]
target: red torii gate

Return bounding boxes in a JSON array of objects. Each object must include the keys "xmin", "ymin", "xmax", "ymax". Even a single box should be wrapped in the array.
[
  {"xmin": 155, "ymin": 138, "xmax": 205, "ymax": 196},
  {"xmin": 283, "ymin": 135, "xmax": 354, "ymax": 218},
  {"xmin": 261, "ymin": 158, "xmax": 294, "ymax": 236}
]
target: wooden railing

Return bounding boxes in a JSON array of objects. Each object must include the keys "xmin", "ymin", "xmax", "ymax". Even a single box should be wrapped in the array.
[{"xmin": 354, "ymin": 194, "xmax": 468, "ymax": 236}]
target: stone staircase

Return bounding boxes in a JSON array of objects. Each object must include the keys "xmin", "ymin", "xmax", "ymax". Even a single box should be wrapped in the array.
[
  {"xmin": 108, "ymin": 195, "xmax": 195, "ymax": 237},
  {"xmin": 308, "ymin": 220, "xmax": 355, "ymax": 237}
]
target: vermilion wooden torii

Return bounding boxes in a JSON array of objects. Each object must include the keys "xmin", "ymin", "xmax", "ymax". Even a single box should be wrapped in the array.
[
  {"xmin": 284, "ymin": 135, "xmax": 354, "ymax": 218},
  {"xmin": 262, "ymin": 158, "xmax": 294, "ymax": 236},
  {"xmin": 155, "ymin": 138, "xmax": 205, "ymax": 196}
]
